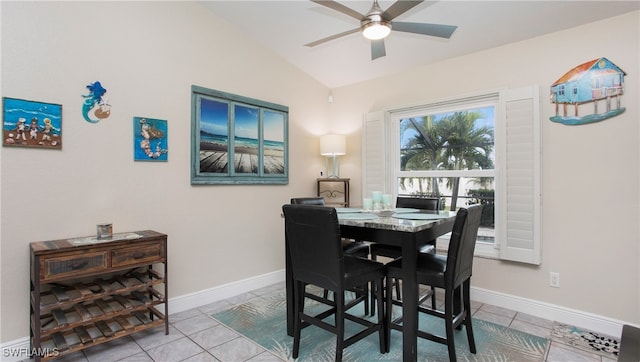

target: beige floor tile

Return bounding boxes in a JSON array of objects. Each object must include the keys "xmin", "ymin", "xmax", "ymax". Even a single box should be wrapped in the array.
[
  {"xmin": 515, "ymin": 312, "xmax": 555, "ymax": 329},
  {"xmin": 83, "ymin": 336, "xmax": 144, "ymax": 362},
  {"xmin": 182, "ymin": 351, "xmax": 221, "ymax": 362},
  {"xmin": 245, "ymin": 351, "xmax": 288, "ymax": 361},
  {"xmin": 479, "ymin": 304, "xmax": 517, "ymax": 318},
  {"xmin": 189, "ymin": 324, "xmax": 241, "ymax": 350},
  {"xmin": 208, "ymin": 337, "xmax": 267, "ymax": 361},
  {"xmin": 145, "ymin": 336, "xmax": 205, "ymax": 361},
  {"xmin": 116, "ymin": 351, "xmax": 154, "ymax": 361},
  {"xmin": 172, "ymin": 313, "xmax": 219, "ymax": 336},
  {"xmin": 169, "ymin": 307, "xmax": 203, "ymax": 323},
  {"xmin": 131, "ymin": 325, "xmax": 184, "ymax": 351},
  {"xmin": 510, "ymin": 319, "xmax": 553, "ymax": 339},
  {"xmin": 197, "ymin": 299, "xmax": 235, "ymax": 315},
  {"xmin": 472, "ymin": 309, "xmax": 514, "ymax": 327}
]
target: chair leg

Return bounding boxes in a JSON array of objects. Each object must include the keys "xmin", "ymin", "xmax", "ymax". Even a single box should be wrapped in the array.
[
  {"xmin": 369, "ymin": 281, "xmax": 376, "ymax": 316},
  {"xmin": 384, "ymin": 276, "xmax": 393, "ymax": 353},
  {"xmin": 335, "ymin": 291, "xmax": 345, "ymax": 362},
  {"xmin": 463, "ymin": 279, "xmax": 477, "ymax": 353},
  {"xmin": 454, "ymin": 285, "xmax": 464, "ymax": 331},
  {"xmin": 370, "ymin": 254, "xmax": 378, "ymax": 314},
  {"xmin": 375, "ymin": 278, "xmax": 386, "ymax": 354},
  {"xmin": 292, "ymin": 281, "xmax": 304, "ymax": 359},
  {"xmin": 444, "ymin": 287, "xmax": 457, "ymax": 362},
  {"xmin": 431, "ymin": 286, "xmax": 437, "ymax": 309},
  {"xmin": 363, "ymin": 283, "xmax": 370, "ymax": 315}
]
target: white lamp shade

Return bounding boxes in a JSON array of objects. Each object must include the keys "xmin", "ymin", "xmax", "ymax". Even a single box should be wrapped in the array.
[{"xmin": 320, "ymin": 134, "xmax": 346, "ymax": 156}]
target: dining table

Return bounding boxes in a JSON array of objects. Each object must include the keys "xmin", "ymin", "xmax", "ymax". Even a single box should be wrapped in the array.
[{"xmin": 284, "ymin": 207, "xmax": 457, "ymax": 362}]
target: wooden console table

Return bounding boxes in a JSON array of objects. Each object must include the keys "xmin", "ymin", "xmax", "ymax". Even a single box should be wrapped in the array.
[
  {"xmin": 30, "ymin": 230, "xmax": 168, "ymax": 361},
  {"xmin": 317, "ymin": 178, "xmax": 350, "ymax": 207}
]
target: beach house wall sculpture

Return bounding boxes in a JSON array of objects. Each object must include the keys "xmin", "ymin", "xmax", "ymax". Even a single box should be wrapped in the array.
[{"xmin": 550, "ymin": 57, "xmax": 626, "ymax": 125}]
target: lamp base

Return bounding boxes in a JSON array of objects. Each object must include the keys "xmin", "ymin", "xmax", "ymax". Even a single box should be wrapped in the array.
[{"xmin": 325, "ymin": 155, "xmax": 341, "ymax": 178}]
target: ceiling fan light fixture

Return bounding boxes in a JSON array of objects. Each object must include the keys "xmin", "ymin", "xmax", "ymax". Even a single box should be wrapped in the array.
[{"xmin": 362, "ymin": 21, "xmax": 391, "ymax": 40}]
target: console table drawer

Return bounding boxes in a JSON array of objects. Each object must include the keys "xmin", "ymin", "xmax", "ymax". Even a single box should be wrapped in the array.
[
  {"xmin": 42, "ymin": 251, "xmax": 108, "ymax": 281},
  {"xmin": 112, "ymin": 242, "xmax": 163, "ymax": 268}
]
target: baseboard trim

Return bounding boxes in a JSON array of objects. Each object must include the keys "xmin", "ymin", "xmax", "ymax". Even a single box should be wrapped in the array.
[
  {"xmin": 3, "ymin": 268, "xmax": 630, "ymax": 360},
  {"xmin": 169, "ymin": 269, "xmax": 285, "ymax": 315},
  {"xmin": 470, "ymin": 286, "xmax": 628, "ymax": 337}
]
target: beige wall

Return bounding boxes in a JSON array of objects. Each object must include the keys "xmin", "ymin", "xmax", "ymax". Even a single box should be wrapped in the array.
[
  {"xmin": 0, "ymin": 1, "xmax": 330, "ymax": 342},
  {"xmin": 1, "ymin": 1, "xmax": 638, "ymax": 346},
  {"xmin": 330, "ymin": 11, "xmax": 639, "ymax": 323}
]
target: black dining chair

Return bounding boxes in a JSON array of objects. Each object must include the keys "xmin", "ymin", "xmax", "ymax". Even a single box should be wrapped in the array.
[
  {"xmin": 369, "ymin": 196, "xmax": 440, "ymax": 311},
  {"xmin": 282, "ymin": 204, "xmax": 386, "ymax": 361},
  {"xmin": 384, "ymin": 204, "xmax": 483, "ymax": 362},
  {"xmin": 290, "ymin": 197, "xmax": 371, "ymax": 313}
]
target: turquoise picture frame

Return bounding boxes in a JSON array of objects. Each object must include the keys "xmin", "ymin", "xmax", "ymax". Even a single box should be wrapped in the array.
[
  {"xmin": 190, "ymin": 85, "xmax": 288, "ymax": 185},
  {"xmin": 2, "ymin": 97, "xmax": 62, "ymax": 149},
  {"xmin": 133, "ymin": 117, "xmax": 168, "ymax": 161}
]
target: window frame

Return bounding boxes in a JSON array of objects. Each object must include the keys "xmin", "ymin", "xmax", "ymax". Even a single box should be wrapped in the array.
[{"xmin": 388, "ymin": 95, "xmax": 500, "ymax": 258}]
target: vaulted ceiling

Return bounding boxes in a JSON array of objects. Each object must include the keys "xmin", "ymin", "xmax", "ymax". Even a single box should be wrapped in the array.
[{"xmin": 202, "ymin": 1, "xmax": 639, "ymax": 88}]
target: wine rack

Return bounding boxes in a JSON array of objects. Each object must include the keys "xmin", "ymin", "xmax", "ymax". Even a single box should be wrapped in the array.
[{"xmin": 30, "ymin": 230, "xmax": 168, "ymax": 361}]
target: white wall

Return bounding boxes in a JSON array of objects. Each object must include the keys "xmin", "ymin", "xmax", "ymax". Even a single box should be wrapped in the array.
[
  {"xmin": 331, "ymin": 11, "xmax": 639, "ymax": 324},
  {"xmin": 0, "ymin": 1, "xmax": 330, "ymax": 342},
  {"xmin": 1, "ymin": 1, "xmax": 638, "ymax": 347}
]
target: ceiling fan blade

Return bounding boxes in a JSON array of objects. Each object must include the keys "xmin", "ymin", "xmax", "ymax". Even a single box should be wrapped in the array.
[
  {"xmin": 305, "ymin": 27, "xmax": 361, "ymax": 47},
  {"xmin": 371, "ymin": 39, "xmax": 386, "ymax": 60},
  {"xmin": 382, "ymin": 0, "xmax": 424, "ymax": 21},
  {"xmin": 392, "ymin": 22, "xmax": 457, "ymax": 38},
  {"xmin": 310, "ymin": 0, "xmax": 364, "ymax": 21}
]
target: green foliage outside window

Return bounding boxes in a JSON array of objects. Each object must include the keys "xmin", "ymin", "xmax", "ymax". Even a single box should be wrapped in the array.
[{"xmin": 466, "ymin": 189, "xmax": 495, "ymax": 227}]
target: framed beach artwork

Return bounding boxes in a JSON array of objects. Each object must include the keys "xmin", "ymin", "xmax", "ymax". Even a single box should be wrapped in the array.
[
  {"xmin": 3, "ymin": 97, "xmax": 62, "ymax": 149},
  {"xmin": 190, "ymin": 85, "xmax": 288, "ymax": 185},
  {"xmin": 133, "ymin": 117, "xmax": 168, "ymax": 161}
]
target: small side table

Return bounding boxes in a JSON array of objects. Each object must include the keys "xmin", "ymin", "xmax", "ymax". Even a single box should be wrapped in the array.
[{"xmin": 317, "ymin": 178, "xmax": 350, "ymax": 207}]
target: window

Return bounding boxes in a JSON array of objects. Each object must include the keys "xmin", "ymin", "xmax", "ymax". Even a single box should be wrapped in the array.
[
  {"xmin": 391, "ymin": 97, "xmax": 497, "ymax": 257},
  {"xmin": 363, "ymin": 86, "xmax": 541, "ymax": 264}
]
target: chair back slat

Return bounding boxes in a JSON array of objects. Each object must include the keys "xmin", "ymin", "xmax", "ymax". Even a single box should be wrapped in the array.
[{"xmin": 282, "ymin": 204, "xmax": 344, "ymax": 291}]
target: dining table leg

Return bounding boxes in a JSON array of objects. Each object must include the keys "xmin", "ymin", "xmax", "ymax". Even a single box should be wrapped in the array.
[{"xmin": 401, "ymin": 234, "xmax": 419, "ymax": 362}]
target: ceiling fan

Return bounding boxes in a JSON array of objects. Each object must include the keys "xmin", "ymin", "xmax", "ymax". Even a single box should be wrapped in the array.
[{"xmin": 305, "ymin": 0, "xmax": 457, "ymax": 60}]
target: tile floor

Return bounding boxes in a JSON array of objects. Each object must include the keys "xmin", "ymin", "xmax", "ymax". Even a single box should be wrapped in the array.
[{"xmin": 32, "ymin": 282, "xmax": 616, "ymax": 362}]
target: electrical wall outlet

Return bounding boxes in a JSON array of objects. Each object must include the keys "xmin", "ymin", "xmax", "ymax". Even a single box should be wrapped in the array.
[{"xmin": 549, "ymin": 272, "xmax": 560, "ymax": 288}]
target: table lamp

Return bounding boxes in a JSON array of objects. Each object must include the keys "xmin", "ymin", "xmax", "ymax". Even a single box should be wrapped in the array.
[{"xmin": 320, "ymin": 134, "xmax": 346, "ymax": 178}]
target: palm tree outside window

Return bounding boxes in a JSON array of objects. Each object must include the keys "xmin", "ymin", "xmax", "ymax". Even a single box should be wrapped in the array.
[{"xmin": 398, "ymin": 106, "xmax": 496, "ymax": 241}]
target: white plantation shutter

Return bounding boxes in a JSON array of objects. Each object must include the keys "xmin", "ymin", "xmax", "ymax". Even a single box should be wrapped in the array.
[
  {"xmin": 362, "ymin": 111, "xmax": 388, "ymax": 199},
  {"xmin": 498, "ymin": 86, "xmax": 541, "ymax": 264}
]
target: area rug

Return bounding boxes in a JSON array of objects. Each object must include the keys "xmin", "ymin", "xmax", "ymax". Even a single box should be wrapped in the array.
[
  {"xmin": 211, "ymin": 292, "xmax": 548, "ymax": 361},
  {"xmin": 550, "ymin": 322, "xmax": 620, "ymax": 359}
]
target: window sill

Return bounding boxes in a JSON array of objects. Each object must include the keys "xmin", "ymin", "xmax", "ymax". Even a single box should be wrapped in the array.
[{"xmin": 435, "ymin": 235, "xmax": 500, "ymax": 260}]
